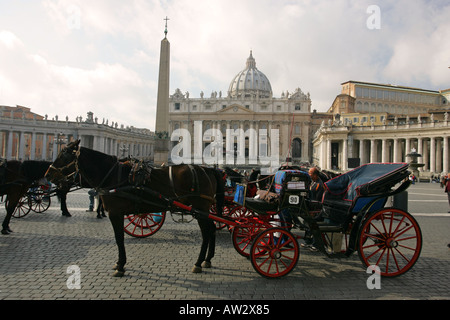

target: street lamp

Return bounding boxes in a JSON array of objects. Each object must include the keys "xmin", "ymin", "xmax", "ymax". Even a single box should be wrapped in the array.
[
  {"xmin": 54, "ymin": 133, "xmax": 67, "ymax": 154},
  {"xmin": 120, "ymin": 144, "xmax": 129, "ymax": 158}
]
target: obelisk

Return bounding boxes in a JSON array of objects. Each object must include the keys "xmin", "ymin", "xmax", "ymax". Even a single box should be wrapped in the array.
[{"xmin": 154, "ymin": 17, "xmax": 170, "ymax": 165}]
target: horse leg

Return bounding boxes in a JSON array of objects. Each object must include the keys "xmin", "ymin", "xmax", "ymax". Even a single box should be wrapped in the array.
[
  {"xmin": 2, "ymin": 196, "xmax": 19, "ymax": 234},
  {"xmin": 202, "ymin": 222, "xmax": 216, "ymax": 268},
  {"xmin": 109, "ymin": 212, "xmax": 126, "ymax": 277},
  {"xmin": 1, "ymin": 208, "xmax": 14, "ymax": 234},
  {"xmin": 192, "ymin": 219, "xmax": 216, "ymax": 273},
  {"xmin": 57, "ymin": 190, "xmax": 71, "ymax": 217}
]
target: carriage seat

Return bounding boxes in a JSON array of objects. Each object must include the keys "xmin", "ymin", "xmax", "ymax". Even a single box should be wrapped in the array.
[
  {"xmin": 244, "ymin": 197, "xmax": 279, "ymax": 214},
  {"xmin": 320, "ymin": 193, "xmax": 353, "ymax": 225}
]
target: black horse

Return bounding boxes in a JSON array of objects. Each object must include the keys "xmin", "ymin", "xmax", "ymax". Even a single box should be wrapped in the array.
[
  {"xmin": 0, "ymin": 160, "xmax": 74, "ymax": 234},
  {"xmin": 46, "ymin": 140, "xmax": 225, "ymax": 277}
]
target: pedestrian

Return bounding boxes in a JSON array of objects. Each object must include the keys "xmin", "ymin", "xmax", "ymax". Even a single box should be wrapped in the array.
[
  {"xmin": 444, "ymin": 173, "xmax": 450, "ymax": 248},
  {"xmin": 301, "ymin": 167, "xmax": 325, "ymax": 252},
  {"xmin": 309, "ymin": 167, "xmax": 325, "ymax": 201},
  {"xmin": 444, "ymin": 173, "xmax": 450, "ymax": 213},
  {"xmin": 87, "ymin": 189, "xmax": 96, "ymax": 212},
  {"xmin": 96, "ymin": 196, "xmax": 107, "ymax": 219}
]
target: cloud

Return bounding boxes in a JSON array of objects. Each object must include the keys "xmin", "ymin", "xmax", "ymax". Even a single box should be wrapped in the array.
[
  {"xmin": 1, "ymin": 0, "xmax": 449, "ymax": 132},
  {"xmin": 0, "ymin": 29, "xmax": 156, "ymax": 129},
  {"xmin": 381, "ymin": 1, "xmax": 450, "ymax": 88}
]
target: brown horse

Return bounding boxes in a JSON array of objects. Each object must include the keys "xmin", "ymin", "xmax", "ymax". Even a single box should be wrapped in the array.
[{"xmin": 45, "ymin": 140, "xmax": 225, "ymax": 277}]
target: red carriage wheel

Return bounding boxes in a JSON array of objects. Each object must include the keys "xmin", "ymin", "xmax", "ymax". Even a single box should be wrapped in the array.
[
  {"xmin": 250, "ymin": 227, "xmax": 299, "ymax": 278},
  {"xmin": 30, "ymin": 188, "xmax": 51, "ymax": 213},
  {"xmin": 232, "ymin": 217, "xmax": 270, "ymax": 257},
  {"xmin": 10, "ymin": 196, "xmax": 32, "ymax": 218},
  {"xmin": 357, "ymin": 208, "xmax": 422, "ymax": 277},
  {"xmin": 210, "ymin": 203, "xmax": 232, "ymax": 230},
  {"xmin": 124, "ymin": 212, "xmax": 165, "ymax": 238},
  {"xmin": 229, "ymin": 205, "xmax": 254, "ymax": 220}
]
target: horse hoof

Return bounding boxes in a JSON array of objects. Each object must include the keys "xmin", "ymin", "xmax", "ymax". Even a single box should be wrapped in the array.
[
  {"xmin": 113, "ymin": 270, "xmax": 125, "ymax": 277},
  {"xmin": 201, "ymin": 261, "xmax": 212, "ymax": 268},
  {"xmin": 192, "ymin": 266, "xmax": 202, "ymax": 273},
  {"xmin": 1, "ymin": 227, "xmax": 12, "ymax": 234}
]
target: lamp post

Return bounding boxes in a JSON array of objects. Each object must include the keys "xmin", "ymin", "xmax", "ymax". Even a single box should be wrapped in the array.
[
  {"xmin": 120, "ymin": 144, "xmax": 129, "ymax": 158},
  {"xmin": 54, "ymin": 133, "xmax": 67, "ymax": 157}
]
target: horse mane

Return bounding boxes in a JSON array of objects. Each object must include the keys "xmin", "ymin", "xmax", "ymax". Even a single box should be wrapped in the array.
[
  {"xmin": 79, "ymin": 146, "xmax": 118, "ymax": 164},
  {"xmin": 20, "ymin": 160, "xmax": 52, "ymax": 183}
]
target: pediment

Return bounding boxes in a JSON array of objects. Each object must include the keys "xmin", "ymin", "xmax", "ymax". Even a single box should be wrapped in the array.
[{"xmin": 217, "ymin": 104, "xmax": 255, "ymax": 114}]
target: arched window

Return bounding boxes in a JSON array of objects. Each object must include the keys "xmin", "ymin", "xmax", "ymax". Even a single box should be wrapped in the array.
[{"xmin": 292, "ymin": 138, "xmax": 302, "ymax": 158}]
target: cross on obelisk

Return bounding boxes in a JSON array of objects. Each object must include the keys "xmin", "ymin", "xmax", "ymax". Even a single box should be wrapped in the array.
[{"xmin": 164, "ymin": 16, "xmax": 169, "ymax": 38}]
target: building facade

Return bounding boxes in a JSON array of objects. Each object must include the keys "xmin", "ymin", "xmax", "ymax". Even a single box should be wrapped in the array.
[
  {"xmin": 313, "ymin": 81, "xmax": 450, "ymax": 177},
  {"xmin": 168, "ymin": 51, "xmax": 322, "ymax": 168},
  {"xmin": 0, "ymin": 105, "xmax": 155, "ymax": 161}
]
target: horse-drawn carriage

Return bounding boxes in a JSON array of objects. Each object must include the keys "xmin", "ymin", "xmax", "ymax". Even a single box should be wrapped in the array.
[
  {"xmin": 229, "ymin": 162, "xmax": 422, "ymax": 278},
  {"xmin": 45, "ymin": 140, "xmax": 422, "ymax": 279},
  {"xmin": 8, "ymin": 183, "xmax": 53, "ymax": 218}
]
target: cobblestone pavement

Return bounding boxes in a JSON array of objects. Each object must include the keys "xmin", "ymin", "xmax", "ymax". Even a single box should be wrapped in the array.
[{"xmin": 0, "ymin": 183, "xmax": 449, "ymax": 301}]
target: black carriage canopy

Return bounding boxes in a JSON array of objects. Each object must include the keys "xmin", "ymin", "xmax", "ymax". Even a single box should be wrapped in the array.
[{"xmin": 324, "ymin": 162, "xmax": 410, "ymax": 201}]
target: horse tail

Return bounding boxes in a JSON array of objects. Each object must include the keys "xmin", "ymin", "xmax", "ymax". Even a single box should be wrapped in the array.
[{"xmin": 212, "ymin": 168, "xmax": 225, "ymax": 216}]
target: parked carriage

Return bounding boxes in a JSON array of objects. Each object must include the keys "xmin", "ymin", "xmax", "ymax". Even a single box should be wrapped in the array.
[
  {"xmin": 9, "ymin": 184, "xmax": 53, "ymax": 218},
  {"xmin": 230, "ymin": 163, "xmax": 422, "ymax": 278}
]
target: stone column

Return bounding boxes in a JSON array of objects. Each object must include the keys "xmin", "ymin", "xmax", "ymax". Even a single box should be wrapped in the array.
[
  {"xmin": 238, "ymin": 121, "xmax": 245, "ymax": 164},
  {"xmin": 359, "ymin": 139, "xmax": 365, "ymax": 165},
  {"xmin": 30, "ymin": 131, "xmax": 37, "ymax": 160},
  {"xmin": 18, "ymin": 131, "xmax": 25, "ymax": 160},
  {"xmin": 405, "ymin": 138, "xmax": 411, "ymax": 161},
  {"xmin": 443, "ymin": 136, "xmax": 449, "ymax": 173},
  {"xmin": 436, "ymin": 138, "xmax": 442, "ymax": 173},
  {"xmin": 342, "ymin": 138, "xmax": 348, "ymax": 171},
  {"xmin": 370, "ymin": 139, "xmax": 377, "ymax": 163},
  {"xmin": 430, "ymin": 137, "xmax": 436, "ymax": 173},
  {"xmin": 417, "ymin": 137, "xmax": 423, "ymax": 171},
  {"xmin": 6, "ymin": 131, "xmax": 13, "ymax": 159},
  {"xmin": 381, "ymin": 139, "xmax": 388, "ymax": 163},
  {"xmin": 326, "ymin": 138, "xmax": 331, "ymax": 170},
  {"xmin": 393, "ymin": 138, "xmax": 399, "ymax": 163}
]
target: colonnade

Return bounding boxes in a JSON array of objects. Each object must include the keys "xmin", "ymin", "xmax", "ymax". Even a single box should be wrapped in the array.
[
  {"xmin": 0, "ymin": 111, "xmax": 155, "ymax": 161},
  {"xmin": 314, "ymin": 120, "xmax": 450, "ymax": 176}
]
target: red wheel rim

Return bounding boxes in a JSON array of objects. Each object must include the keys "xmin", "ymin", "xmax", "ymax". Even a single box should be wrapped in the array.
[
  {"xmin": 124, "ymin": 212, "xmax": 165, "ymax": 238},
  {"xmin": 230, "ymin": 206, "xmax": 254, "ymax": 219},
  {"xmin": 232, "ymin": 217, "xmax": 270, "ymax": 257},
  {"xmin": 210, "ymin": 204, "xmax": 232, "ymax": 230},
  {"xmin": 11, "ymin": 196, "xmax": 32, "ymax": 218},
  {"xmin": 30, "ymin": 188, "xmax": 51, "ymax": 213},
  {"xmin": 358, "ymin": 208, "xmax": 422, "ymax": 277},
  {"xmin": 250, "ymin": 227, "xmax": 299, "ymax": 278}
]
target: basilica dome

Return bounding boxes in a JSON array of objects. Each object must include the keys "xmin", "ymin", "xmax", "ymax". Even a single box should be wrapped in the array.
[{"xmin": 228, "ymin": 51, "xmax": 273, "ymax": 99}]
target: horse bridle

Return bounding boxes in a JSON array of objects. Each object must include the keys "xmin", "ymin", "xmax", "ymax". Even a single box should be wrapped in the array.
[{"xmin": 45, "ymin": 145, "xmax": 80, "ymax": 186}]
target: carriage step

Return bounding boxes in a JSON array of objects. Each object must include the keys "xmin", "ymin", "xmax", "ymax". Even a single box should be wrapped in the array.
[{"xmin": 317, "ymin": 224, "xmax": 343, "ymax": 232}]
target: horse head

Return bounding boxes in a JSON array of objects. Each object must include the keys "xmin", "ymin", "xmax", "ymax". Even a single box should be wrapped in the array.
[{"xmin": 45, "ymin": 139, "xmax": 80, "ymax": 185}]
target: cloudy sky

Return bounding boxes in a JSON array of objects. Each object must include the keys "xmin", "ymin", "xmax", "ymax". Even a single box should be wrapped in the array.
[{"xmin": 0, "ymin": 0, "xmax": 449, "ymax": 130}]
